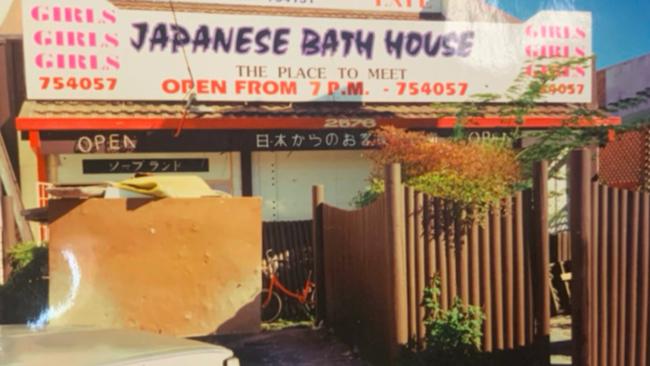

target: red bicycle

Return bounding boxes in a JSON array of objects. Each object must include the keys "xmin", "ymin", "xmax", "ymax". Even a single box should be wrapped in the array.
[{"xmin": 261, "ymin": 249, "xmax": 316, "ymax": 323}]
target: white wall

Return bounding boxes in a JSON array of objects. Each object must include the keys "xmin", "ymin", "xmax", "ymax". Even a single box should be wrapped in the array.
[{"xmin": 252, "ymin": 150, "xmax": 372, "ymax": 221}]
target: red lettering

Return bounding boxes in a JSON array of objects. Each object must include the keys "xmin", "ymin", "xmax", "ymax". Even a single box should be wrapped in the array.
[
  {"xmin": 162, "ymin": 79, "xmax": 180, "ymax": 94},
  {"xmin": 35, "ymin": 53, "xmax": 101, "ymax": 70},
  {"xmin": 327, "ymin": 81, "xmax": 340, "ymax": 95},
  {"xmin": 234, "ymin": 80, "xmax": 296, "ymax": 95},
  {"xmin": 105, "ymin": 56, "xmax": 120, "ymax": 71},
  {"xmin": 104, "ymin": 34, "xmax": 119, "ymax": 48},
  {"xmin": 102, "ymin": 10, "xmax": 117, "ymax": 24},
  {"xmin": 525, "ymin": 24, "xmax": 587, "ymax": 39},
  {"xmin": 211, "ymin": 80, "xmax": 227, "ymax": 94},
  {"xmin": 196, "ymin": 80, "xmax": 209, "ymax": 94},
  {"xmin": 35, "ymin": 31, "xmax": 100, "ymax": 47},
  {"xmin": 30, "ymin": 6, "xmax": 111, "ymax": 24}
]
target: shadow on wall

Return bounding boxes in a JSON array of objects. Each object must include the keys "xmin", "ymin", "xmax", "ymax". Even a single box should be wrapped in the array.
[{"xmin": 215, "ymin": 293, "xmax": 262, "ymax": 335}]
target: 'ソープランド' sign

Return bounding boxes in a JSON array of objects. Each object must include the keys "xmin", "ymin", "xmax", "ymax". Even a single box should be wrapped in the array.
[
  {"xmin": 147, "ymin": 0, "xmax": 443, "ymax": 13},
  {"xmin": 22, "ymin": 0, "xmax": 592, "ymax": 103}
]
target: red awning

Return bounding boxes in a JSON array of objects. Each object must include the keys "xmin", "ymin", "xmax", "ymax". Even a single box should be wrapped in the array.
[{"xmin": 17, "ymin": 101, "xmax": 621, "ymax": 131}]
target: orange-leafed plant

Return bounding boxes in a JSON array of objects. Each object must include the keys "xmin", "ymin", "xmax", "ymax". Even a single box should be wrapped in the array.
[{"xmin": 355, "ymin": 126, "xmax": 521, "ymax": 208}]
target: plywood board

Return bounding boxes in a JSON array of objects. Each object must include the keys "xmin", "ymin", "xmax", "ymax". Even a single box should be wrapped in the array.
[{"xmin": 47, "ymin": 197, "xmax": 262, "ymax": 336}]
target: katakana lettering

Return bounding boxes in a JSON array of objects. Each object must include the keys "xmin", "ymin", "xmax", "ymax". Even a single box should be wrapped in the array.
[
  {"xmin": 133, "ymin": 160, "xmax": 144, "ymax": 172},
  {"xmin": 148, "ymin": 160, "xmax": 160, "ymax": 172},
  {"xmin": 109, "ymin": 161, "xmax": 120, "ymax": 172}
]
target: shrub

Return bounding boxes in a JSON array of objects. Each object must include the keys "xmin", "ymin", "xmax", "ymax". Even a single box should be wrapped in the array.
[
  {"xmin": 352, "ymin": 178, "xmax": 384, "ymax": 208},
  {"xmin": 357, "ymin": 127, "xmax": 521, "ymax": 209},
  {"xmin": 401, "ymin": 276, "xmax": 485, "ymax": 366},
  {"xmin": 423, "ymin": 277, "xmax": 484, "ymax": 357},
  {"xmin": 0, "ymin": 242, "xmax": 48, "ymax": 324}
]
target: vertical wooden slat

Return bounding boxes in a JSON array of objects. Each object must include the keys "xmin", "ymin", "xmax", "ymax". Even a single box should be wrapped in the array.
[
  {"xmin": 617, "ymin": 190, "xmax": 628, "ymax": 366},
  {"xmin": 491, "ymin": 202, "xmax": 504, "ymax": 350},
  {"xmin": 638, "ymin": 193, "xmax": 650, "ymax": 366},
  {"xmin": 470, "ymin": 209, "xmax": 481, "ymax": 308},
  {"xmin": 446, "ymin": 201, "xmax": 458, "ymax": 305},
  {"xmin": 405, "ymin": 187, "xmax": 417, "ymax": 344},
  {"xmin": 435, "ymin": 198, "xmax": 449, "ymax": 310},
  {"xmin": 312, "ymin": 186, "xmax": 325, "ymax": 324},
  {"xmin": 459, "ymin": 206, "xmax": 469, "ymax": 304},
  {"xmin": 591, "ymin": 182, "xmax": 600, "ymax": 366},
  {"xmin": 415, "ymin": 192, "xmax": 426, "ymax": 347},
  {"xmin": 598, "ymin": 185, "xmax": 609, "ymax": 366},
  {"xmin": 385, "ymin": 164, "xmax": 408, "ymax": 362},
  {"xmin": 625, "ymin": 191, "xmax": 640, "ymax": 366},
  {"xmin": 514, "ymin": 192, "xmax": 526, "ymax": 347},
  {"xmin": 1, "ymin": 194, "xmax": 15, "ymax": 282},
  {"xmin": 423, "ymin": 195, "xmax": 435, "ymax": 285},
  {"xmin": 533, "ymin": 160, "xmax": 550, "ymax": 365},
  {"xmin": 569, "ymin": 149, "xmax": 592, "ymax": 366},
  {"xmin": 480, "ymin": 211, "xmax": 493, "ymax": 352},
  {"xmin": 608, "ymin": 187, "xmax": 620, "ymax": 366},
  {"xmin": 523, "ymin": 189, "xmax": 535, "ymax": 345},
  {"xmin": 503, "ymin": 196, "xmax": 515, "ymax": 350}
]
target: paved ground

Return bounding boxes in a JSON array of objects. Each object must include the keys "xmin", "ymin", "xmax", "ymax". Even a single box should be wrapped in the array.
[
  {"xmin": 551, "ymin": 315, "xmax": 572, "ymax": 366},
  {"xmin": 198, "ymin": 316, "xmax": 573, "ymax": 366},
  {"xmin": 198, "ymin": 326, "xmax": 369, "ymax": 366}
]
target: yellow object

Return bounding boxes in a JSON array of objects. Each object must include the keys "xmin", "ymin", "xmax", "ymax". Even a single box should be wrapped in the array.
[{"xmin": 112, "ymin": 175, "xmax": 230, "ymax": 198}]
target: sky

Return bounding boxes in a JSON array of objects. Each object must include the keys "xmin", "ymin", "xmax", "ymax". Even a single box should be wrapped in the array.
[{"xmin": 488, "ymin": 0, "xmax": 650, "ymax": 69}]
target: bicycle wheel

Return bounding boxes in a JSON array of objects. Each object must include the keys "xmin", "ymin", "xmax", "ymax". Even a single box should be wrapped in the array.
[
  {"xmin": 261, "ymin": 289, "xmax": 282, "ymax": 323},
  {"xmin": 302, "ymin": 288, "xmax": 317, "ymax": 317}
]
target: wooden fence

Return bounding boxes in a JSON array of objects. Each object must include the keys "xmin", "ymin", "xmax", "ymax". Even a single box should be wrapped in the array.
[
  {"xmin": 550, "ymin": 231, "xmax": 572, "ymax": 263},
  {"xmin": 570, "ymin": 149, "xmax": 650, "ymax": 366},
  {"xmin": 262, "ymin": 220, "xmax": 313, "ymax": 319},
  {"xmin": 314, "ymin": 163, "xmax": 550, "ymax": 365},
  {"xmin": 550, "ymin": 231, "xmax": 572, "ymax": 315},
  {"xmin": 320, "ymin": 195, "xmax": 394, "ymax": 364}
]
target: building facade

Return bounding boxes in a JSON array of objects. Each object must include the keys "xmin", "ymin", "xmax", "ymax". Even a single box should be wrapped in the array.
[{"xmin": 8, "ymin": 0, "xmax": 616, "ymax": 238}]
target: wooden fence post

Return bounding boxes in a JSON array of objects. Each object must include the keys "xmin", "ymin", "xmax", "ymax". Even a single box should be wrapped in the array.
[
  {"xmin": 312, "ymin": 185, "xmax": 325, "ymax": 326},
  {"xmin": 569, "ymin": 149, "xmax": 592, "ymax": 366},
  {"xmin": 2, "ymin": 195, "xmax": 17, "ymax": 284},
  {"xmin": 385, "ymin": 164, "xmax": 408, "ymax": 363},
  {"xmin": 532, "ymin": 161, "xmax": 551, "ymax": 364}
]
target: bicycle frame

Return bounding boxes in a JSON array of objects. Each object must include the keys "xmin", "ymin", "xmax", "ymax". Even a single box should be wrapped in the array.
[{"xmin": 263, "ymin": 271, "xmax": 315, "ymax": 307}]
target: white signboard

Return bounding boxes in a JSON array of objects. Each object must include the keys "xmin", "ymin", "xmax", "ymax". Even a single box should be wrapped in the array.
[
  {"xmin": 150, "ymin": 0, "xmax": 443, "ymax": 13},
  {"xmin": 22, "ymin": 0, "xmax": 592, "ymax": 103}
]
